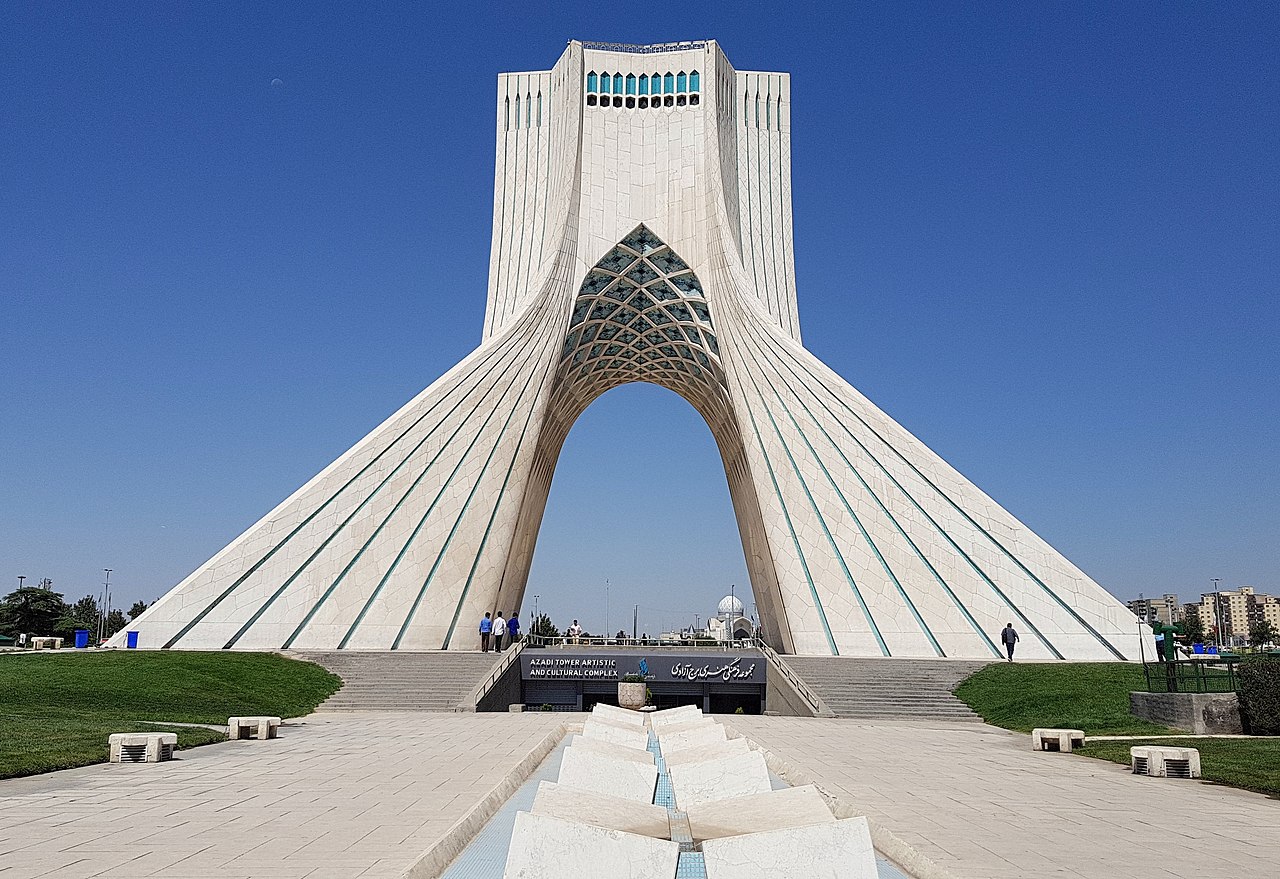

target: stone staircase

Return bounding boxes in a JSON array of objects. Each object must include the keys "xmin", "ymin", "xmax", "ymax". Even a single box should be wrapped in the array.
[
  {"xmin": 780, "ymin": 657, "xmax": 991, "ymax": 721},
  {"xmin": 292, "ymin": 651, "xmax": 506, "ymax": 712}
]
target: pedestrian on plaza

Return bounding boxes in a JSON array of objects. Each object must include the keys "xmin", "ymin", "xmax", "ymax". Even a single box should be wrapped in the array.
[
  {"xmin": 567, "ymin": 619, "xmax": 583, "ymax": 645},
  {"xmin": 479, "ymin": 612, "xmax": 493, "ymax": 652},
  {"xmin": 492, "ymin": 611, "xmax": 506, "ymax": 652},
  {"xmin": 507, "ymin": 612, "xmax": 520, "ymax": 646},
  {"xmin": 1001, "ymin": 622, "xmax": 1019, "ymax": 662}
]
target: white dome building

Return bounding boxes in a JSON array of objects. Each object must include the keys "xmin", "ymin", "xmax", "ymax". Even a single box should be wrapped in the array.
[
  {"xmin": 717, "ymin": 595, "xmax": 745, "ymax": 619},
  {"xmin": 710, "ymin": 593, "xmax": 753, "ymax": 642}
]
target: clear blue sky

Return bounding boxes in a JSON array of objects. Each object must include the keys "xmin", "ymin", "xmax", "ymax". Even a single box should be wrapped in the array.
[{"xmin": 2, "ymin": 2, "xmax": 1277, "ymax": 636}]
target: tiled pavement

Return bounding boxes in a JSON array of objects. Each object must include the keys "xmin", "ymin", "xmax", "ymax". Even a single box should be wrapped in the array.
[
  {"xmin": 726, "ymin": 716, "xmax": 1280, "ymax": 879},
  {"xmin": 0, "ymin": 713, "xmax": 567, "ymax": 879},
  {"xmin": 2, "ymin": 713, "xmax": 1275, "ymax": 879}
]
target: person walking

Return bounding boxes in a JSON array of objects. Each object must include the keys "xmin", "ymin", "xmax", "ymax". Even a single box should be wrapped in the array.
[
  {"xmin": 1001, "ymin": 622, "xmax": 1019, "ymax": 662},
  {"xmin": 479, "ymin": 612, "xmax": 493, "ymax": 652},
  {"xmin": 507, "ymin": 612, "xmax": 521, "ymax": 646},
  {"xmin": 492, "ymin": 611, "xmax": 506, "ymax": 652}
]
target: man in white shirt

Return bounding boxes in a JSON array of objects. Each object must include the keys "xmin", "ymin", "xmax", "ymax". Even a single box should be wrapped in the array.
[
  {"xmin": 567, "ymin": 619, "xmax": 582, "ymax": 645},
  {"xmin": 492, "ymin": 612, "xmax": 506, "ymax": 652}
]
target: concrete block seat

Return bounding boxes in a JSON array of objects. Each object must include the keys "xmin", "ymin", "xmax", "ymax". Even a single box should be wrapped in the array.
[
  {"xmin": 1031, "ymin": 728, "xmax": 1086, "ymax": 752},
  {"xmin": 109, "ymin": 732, "xmax": 177, "ymax": 763},
  {"xmin": 228, "ymin": 716, "xmax": 281, "ymax": 740},
  {"xmin": 1131, "ymin": 746, "xmax": 1201, "ymax": 779},
  {"xmin": 31, "ymin": 637, "xmax": 63, "ymax": 650}
]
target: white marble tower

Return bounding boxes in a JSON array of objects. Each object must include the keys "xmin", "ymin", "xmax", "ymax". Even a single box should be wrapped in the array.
[{"xmin": 115, "ymin": 41, "xmax": 1142, "ymax": 659}]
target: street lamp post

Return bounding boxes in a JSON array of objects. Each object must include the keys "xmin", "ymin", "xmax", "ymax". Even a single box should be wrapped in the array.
[
  {"xmin": 604, "ymin": 579, "xmax": 610, "ymax": 642},
  {"xmin": 532, "ymin": 594, "xmax": 539, "ymax": 631},
  {"xmin": 99, "ymin": 569, "xmax": 112, "ymax": 644}
]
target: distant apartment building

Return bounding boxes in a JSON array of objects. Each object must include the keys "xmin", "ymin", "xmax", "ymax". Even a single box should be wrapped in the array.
[
  {"xmin": 1126, "ymin": 594, "xmax": 1184, "ymax": 626},
  {"xmin": 1186, "ymin": 586, "xmax": 1280, "ymax": 645}
]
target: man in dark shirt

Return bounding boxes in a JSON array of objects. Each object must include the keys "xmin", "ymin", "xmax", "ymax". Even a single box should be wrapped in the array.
[{"xmin": 1001, "ymin": 623, "xmax": 1019, "ymax": 662}]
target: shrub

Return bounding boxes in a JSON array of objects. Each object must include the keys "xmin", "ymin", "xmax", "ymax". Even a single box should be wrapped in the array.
[
  {"xmin": 1237, "ymin": 656, "xmax": 1280, "ymax": 735},
  {"xmin": 621, "ymin": 673, "xmax": 646, "ymax": 683}
]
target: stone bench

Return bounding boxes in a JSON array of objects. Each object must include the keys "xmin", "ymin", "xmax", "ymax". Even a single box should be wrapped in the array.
[
  {"xmin": 1131, "ymin": 745, "xmax": 1201, "ymax": 779},
  {"xmin": 227, "ymin": 716, "xmax": 281, "ymax": 740},
  {"xmin": 31, "ymin": 637, "xmax": 63, "ymax": 650},
  {"xmin": 1031, "ymin": 728, "xmax": 1086, "ymax": 752},
  {"xmin": 109, "ymin": 732, "xmax": 177, "ymax": 763}
]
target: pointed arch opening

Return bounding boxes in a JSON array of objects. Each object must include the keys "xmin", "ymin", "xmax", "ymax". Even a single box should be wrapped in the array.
[{"xmin": 491, "ymin": 226, "xmax": 795, "ymax": 653}]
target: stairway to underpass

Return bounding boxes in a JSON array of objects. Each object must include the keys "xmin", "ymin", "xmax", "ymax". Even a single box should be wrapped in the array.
[
  {"xmin": 292, "ymin": 651, "xmax": 505, "ymax": 712},
  {"xmin": 781, "ymin": 657, "xmax": 991, "ymax": 721}
]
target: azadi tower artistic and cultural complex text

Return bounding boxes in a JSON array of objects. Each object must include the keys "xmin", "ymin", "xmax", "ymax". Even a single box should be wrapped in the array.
[{"xmin": 116, "ymin": 41, "xmax": 1142, "ymax": 659}]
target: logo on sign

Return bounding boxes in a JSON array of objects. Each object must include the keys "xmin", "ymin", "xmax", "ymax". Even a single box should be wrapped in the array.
[{"xmin": 638, "ymin": 658, "xmax": 649, "ymax": 676}]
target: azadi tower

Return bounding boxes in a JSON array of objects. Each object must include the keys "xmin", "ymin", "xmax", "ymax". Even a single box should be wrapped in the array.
[{"xmin": 116, "ymin": 41, "xmax": 1142, "ymax": 659}]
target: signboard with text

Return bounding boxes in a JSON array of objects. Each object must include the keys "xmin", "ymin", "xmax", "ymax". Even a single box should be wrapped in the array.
[{"xmin": 519, "ymin": 649, "xmax": 764, "ymax": 684}]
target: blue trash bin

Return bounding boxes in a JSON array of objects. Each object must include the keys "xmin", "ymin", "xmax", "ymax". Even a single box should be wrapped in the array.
[
  {"xmin": 74, "ymin": 629, "xmax": 89, "ymax": 649},
  {"xmin": 126, "ymin": 631, "xmax": 139, "ymax": 649},
  {"xmin": 1192, "ymin": 643, "xmax": 1205, "ymax": 654}
]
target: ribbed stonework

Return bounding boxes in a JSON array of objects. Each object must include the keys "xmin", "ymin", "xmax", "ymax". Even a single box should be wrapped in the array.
[{"xmin": 116, "ymin": 41, "xmax": 1142, "ymax": 659}]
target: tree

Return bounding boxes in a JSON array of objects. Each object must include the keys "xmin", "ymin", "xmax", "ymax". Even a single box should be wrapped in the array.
[
  {"xmin": 128, "ymin": 600, "xmax": 149, "ymax": 620},
  {"xmin": 0, "ymin": 586, "xmax": 68, "ymax": 637},
  {"xmin": 530, "ymin": 613, "xmax": 560, "ymax": 639},
  {"xmin": 1182, "ymin": 614, "xmax": 1205, "ymax": 644},
  {"xmin": 105, "ymin": 609, "xmax": 127, "ymax": 638},
  {"xmin": 58, "ymin": 595, "xmax": 100, "ymax": 640},
  {"xmin": 1249, "ymin": 620, "xmax": 1278, "ymax": 648}
]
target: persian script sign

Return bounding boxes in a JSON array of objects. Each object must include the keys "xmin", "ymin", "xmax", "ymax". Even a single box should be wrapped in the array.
[{"xmin": 670, "ymin": 656, "xmax": 757, "ymax": 682}]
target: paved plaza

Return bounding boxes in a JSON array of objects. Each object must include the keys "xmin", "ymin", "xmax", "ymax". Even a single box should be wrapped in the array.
[
  {"xmin": 0, "ymin": 712, "xmax": 1275, "ymax": 879},
  {"xmin": 727, "ymin": 717, "xmax": 1279, "ymax": 879}
]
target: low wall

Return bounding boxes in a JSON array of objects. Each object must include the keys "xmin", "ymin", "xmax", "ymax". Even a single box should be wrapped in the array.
[{"xmin": 1130, "ymin": 691, "xmax": 1243, "ymax": 735}]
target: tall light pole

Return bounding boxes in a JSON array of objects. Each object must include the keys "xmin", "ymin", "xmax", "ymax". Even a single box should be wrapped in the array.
[
  {"xmin": 99, "ymin": 569, "xmax": 112, "ymax": 644},
  {"xmin": 533, "ymin": 594, "xmax": 539, "ymax": 628},
  {"xmin": 604, "ymin": 579, "xmax": 610, "ymax": 641},
  {"xmin": 17, "ymin": 575, "xmax": 25, "ymax": 590}
]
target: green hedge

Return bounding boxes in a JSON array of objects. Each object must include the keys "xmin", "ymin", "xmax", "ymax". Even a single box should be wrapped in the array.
[{"xmin": 1238, "ymin": 656, "xmax": 1280, "ymax": 735}]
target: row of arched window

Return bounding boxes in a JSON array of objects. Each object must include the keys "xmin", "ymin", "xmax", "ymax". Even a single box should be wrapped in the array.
[
  {"xmin": 587, "ymin": 70, "xmax": 700, "ymax": 96},
  {"xmin": 586, "ymin": 70, "xmax": 701, "ymax": 109},
  {"xmin": 503, "ymin": 91, "xmax": 543, "ymax": 131},
  {"xmin": 744, "ymin": 90, "xmax": 783, "ymax": 130}
]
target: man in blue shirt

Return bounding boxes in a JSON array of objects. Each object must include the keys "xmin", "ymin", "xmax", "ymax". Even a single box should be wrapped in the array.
[
  {"xmin": 507, "ymin": 612, "xmax": 521, "ymax": 646},
  {"xmin": 479, "ymin": 612, "xmax": 493, "ymax": 652}
]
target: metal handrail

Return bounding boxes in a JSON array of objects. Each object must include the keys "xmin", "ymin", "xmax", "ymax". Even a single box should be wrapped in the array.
[
  {"xmin": 1142, "ymin": 658, "xmax": 1240, "ymax": 694},
  {"xmin": 751, "ymin": 635, "xmax": 834, "ymax": 718},
  {"xmin": 458, "ymin": 639, "xmax": 527, "ymax": 711}
]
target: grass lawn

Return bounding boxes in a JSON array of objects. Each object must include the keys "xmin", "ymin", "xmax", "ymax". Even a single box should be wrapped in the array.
[
  {"xmin": 0, "ymin": 651, "xmax": 341, "ymax": 779},
  {"xmin": 954, "ymin": 662, "xmax": 1280, "ymax": 799},
  {"xmin": 1077, "ymin": 738, "xmax": 1280, "ymax": 799},
  {"xmin": 954, "ymin": 662, "xmax": 1174, "ymax": 735}
]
